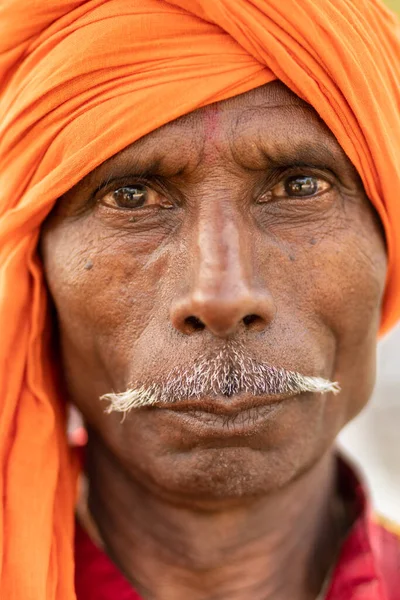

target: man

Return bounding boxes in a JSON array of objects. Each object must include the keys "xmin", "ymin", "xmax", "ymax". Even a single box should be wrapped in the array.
[{"xmin": 0, "ymin": 1, "xmax": 399, "ymax": 599}]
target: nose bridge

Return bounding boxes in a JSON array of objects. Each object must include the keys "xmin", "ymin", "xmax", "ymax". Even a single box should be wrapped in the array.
[
  {"xmin": 195, "ymin": 200, "xmax": 250, "ymax": 300},
  {"xmin": 170, "ymin": 198, "xmax": 275, "ymax": 338}
]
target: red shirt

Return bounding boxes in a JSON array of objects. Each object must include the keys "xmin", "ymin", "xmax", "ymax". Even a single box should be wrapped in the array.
[{"xmin": 75, "ymin": 460, "xmax": 400, "ymax": 600}]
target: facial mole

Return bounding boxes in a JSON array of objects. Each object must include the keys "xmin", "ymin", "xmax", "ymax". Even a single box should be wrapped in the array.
[
  {"xmin": 309, "ymin": 238, "xmax": 317, "ymax": 246},
  {"xmin": 84, "ymin": 259, "xmax": 94, "ymax": 270},
  {"xmin": 289, "ymin": 254, "xmax": 296, "ymax": 262}
]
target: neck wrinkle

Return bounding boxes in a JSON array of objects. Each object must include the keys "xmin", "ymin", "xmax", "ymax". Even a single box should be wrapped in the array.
[{"xmin": 80, "ymin": 437, "xmax": 344, "ymax": 600}]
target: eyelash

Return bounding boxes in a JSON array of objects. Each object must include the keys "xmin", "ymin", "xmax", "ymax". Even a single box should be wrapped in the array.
[
  {"xmin": 259, "ymin": 168, "xmax": 334, "ymax": 201},
  {"xmin": 94, "ymin": 176, "xmax": 162, "ymax": 199}
]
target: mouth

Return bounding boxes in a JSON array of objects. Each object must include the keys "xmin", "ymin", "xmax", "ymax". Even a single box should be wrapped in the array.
[
  {"xmin": 151, "ymin": 392, "xmax": 300, "ymax": 437},
  {"xmin": 156, "ymin": 391, "xmax": 296, "ymax": 416}
]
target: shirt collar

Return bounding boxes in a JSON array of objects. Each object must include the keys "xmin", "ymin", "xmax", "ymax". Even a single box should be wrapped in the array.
[{"xmin": 324, "ymin": 457, "xmax": 400, "ymax": 600}]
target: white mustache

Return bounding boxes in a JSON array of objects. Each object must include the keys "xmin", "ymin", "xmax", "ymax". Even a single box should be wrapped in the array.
[{"xmin": 101, "ymin": 347, "xmax": 340, "ymax": 414}]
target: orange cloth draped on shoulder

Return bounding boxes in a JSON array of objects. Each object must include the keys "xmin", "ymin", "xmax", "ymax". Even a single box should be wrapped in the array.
[{"xmin": 0, "ymin": 0, "xmax": 399, "ymax": 598}]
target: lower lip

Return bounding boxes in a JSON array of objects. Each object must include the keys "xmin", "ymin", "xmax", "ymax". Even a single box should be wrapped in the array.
[{"xmin": 158, "ymin": 402, "xmax": 285, "ymax": 437}]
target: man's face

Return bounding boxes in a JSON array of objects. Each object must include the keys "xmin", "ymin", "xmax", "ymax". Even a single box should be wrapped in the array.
[{"xmin": 41, "ymin": 82, "xmax": 386, "ymax": 506}]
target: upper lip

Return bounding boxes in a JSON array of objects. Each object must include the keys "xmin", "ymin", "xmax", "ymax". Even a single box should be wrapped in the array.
[{"xmin": 156, "ymin": 391, "xmax": 298, "ymax": 416}]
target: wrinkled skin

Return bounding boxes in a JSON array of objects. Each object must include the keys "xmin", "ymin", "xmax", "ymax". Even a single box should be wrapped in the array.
[{"xmin": 41, "ymin": 82, "xmax": 386, "ymax": 599}]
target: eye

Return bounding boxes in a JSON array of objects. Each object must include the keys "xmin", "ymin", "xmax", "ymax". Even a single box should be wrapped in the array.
[
  {"xmin": 100, "ymin": 184, "xmax": 173, "ymax": 210},
  {"xmin": 259, "ymin": 175, "xmax": 331, "ymax": 202}
]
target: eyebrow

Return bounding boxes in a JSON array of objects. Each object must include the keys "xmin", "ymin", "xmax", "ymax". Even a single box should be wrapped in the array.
[
  {"xmin": 83, "ymin": 110, "xmax": 354, "ymax": 196},
  {"xmin": 84, "ymin": 143, "xmax": 350, "ymax": 203},
  {"xmin": 227, "ymin": 135, "xmax": 351, "ymax": 184},
  {"xmin": 266, "ymin": 141, "xmax": 344, "ymax": 170},
  {"xmin": 230, "ymin": 102, "xmax": 351, "ymax": 171},
  {"xmin": 85, "ymin": 156, "xmax": 163, "ymax": 196}
]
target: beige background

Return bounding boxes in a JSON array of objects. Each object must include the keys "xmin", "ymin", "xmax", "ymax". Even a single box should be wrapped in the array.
[
  {"xmin": 339, "ymin": 329, "xmax": 400, "ymax": 521},
  {"xmin": 387, "ymin": 0, "xmax": 399, "ymax": 10}
]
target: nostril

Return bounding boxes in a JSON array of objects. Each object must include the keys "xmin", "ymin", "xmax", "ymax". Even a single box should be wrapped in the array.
[
  {"xmin": 243, "ymin": 314, "xmax": 264, "ymax": 329},
  {"xmin": 184, "ymin": 316, "xmax": 206, "ymax": 333}
]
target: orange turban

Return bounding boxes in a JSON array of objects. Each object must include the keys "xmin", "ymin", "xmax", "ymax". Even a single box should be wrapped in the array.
[{"xmin": 0, "ymin": 0, "xmax": 399, "ymax": 597}]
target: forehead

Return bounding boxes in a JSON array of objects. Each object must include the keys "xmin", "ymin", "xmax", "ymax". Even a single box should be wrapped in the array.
[{"xmin": 86, "ymin": 82, "xmax": 345, "ymax": 179}]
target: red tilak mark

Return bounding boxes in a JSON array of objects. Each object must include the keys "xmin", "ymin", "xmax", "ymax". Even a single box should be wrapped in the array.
[{"xmin": 202, "ymin": 104, "xmax": 221, "ymax": 164}]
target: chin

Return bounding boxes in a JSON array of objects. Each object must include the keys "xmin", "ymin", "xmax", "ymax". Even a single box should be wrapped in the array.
[{"xmin": 131, "ymin": 443, "xmax": 326, "ymax": 509}]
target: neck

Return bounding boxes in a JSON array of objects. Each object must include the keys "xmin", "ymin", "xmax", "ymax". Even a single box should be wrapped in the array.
[{"xmin": 80, "ymin": 438, "xmax": 345, "ymax": 600}]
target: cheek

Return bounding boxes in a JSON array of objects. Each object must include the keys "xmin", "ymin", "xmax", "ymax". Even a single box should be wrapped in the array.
[
  {"xmin": 40, "ymin": 217, "xmax": 167, "ymax": 397},
  {"xmin": 298, "ymin": 207, "xmax": 386, "ymax": 422},
  {"xmin": 254, "ymin": 195, "xmax": 386, "ymax": 430},
  {"xmin": 303, "ymin": 233, "xmax": 385, "ymax": 341}
]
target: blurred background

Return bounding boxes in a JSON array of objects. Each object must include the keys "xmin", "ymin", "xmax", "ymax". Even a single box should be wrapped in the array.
[{"xmin": 339, "ymin": 327, "xmax": 400, "ymax": 522}]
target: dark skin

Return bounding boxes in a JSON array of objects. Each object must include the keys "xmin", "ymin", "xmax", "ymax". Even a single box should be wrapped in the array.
[{"xmin": 41, "ymin": 82, "xmax": 387, "ymax": 600}]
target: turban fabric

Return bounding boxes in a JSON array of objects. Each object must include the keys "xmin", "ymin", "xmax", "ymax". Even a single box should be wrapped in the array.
[{"xmin": 0, "ymin": 0, "xmax": 399, "ymax": 597}]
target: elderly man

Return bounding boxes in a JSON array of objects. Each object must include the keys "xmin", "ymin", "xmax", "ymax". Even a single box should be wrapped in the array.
[{"xmin": 0, "ymin": 1, "xmax": 399, "ymax": 599}]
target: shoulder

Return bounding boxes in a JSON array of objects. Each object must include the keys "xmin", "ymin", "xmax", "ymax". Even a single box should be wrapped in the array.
[{"xmin": 369, "ymin": 515, "xmax": 400, "ymax": 600}]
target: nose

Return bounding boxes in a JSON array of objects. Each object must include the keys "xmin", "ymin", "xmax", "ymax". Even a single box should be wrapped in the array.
[{"xmin": 170, "ymin": 214, "xmax": 275, "ymax": 338}]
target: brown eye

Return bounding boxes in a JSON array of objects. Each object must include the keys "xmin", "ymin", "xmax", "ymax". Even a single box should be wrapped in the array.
[
  {"xmin": 284, "ymin": 176, "xmax": 319, "ymax": 197},
  {"xmin": 101, "ymin": 184, "xmax": 173, "ymax": 210},
  {"xmin": 112, "ymin": 185, "xmax": 148, "ymax": 209},
  {"xmin": 259, "ymin": 175, "xmax": 331, "ymax": 203}
]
